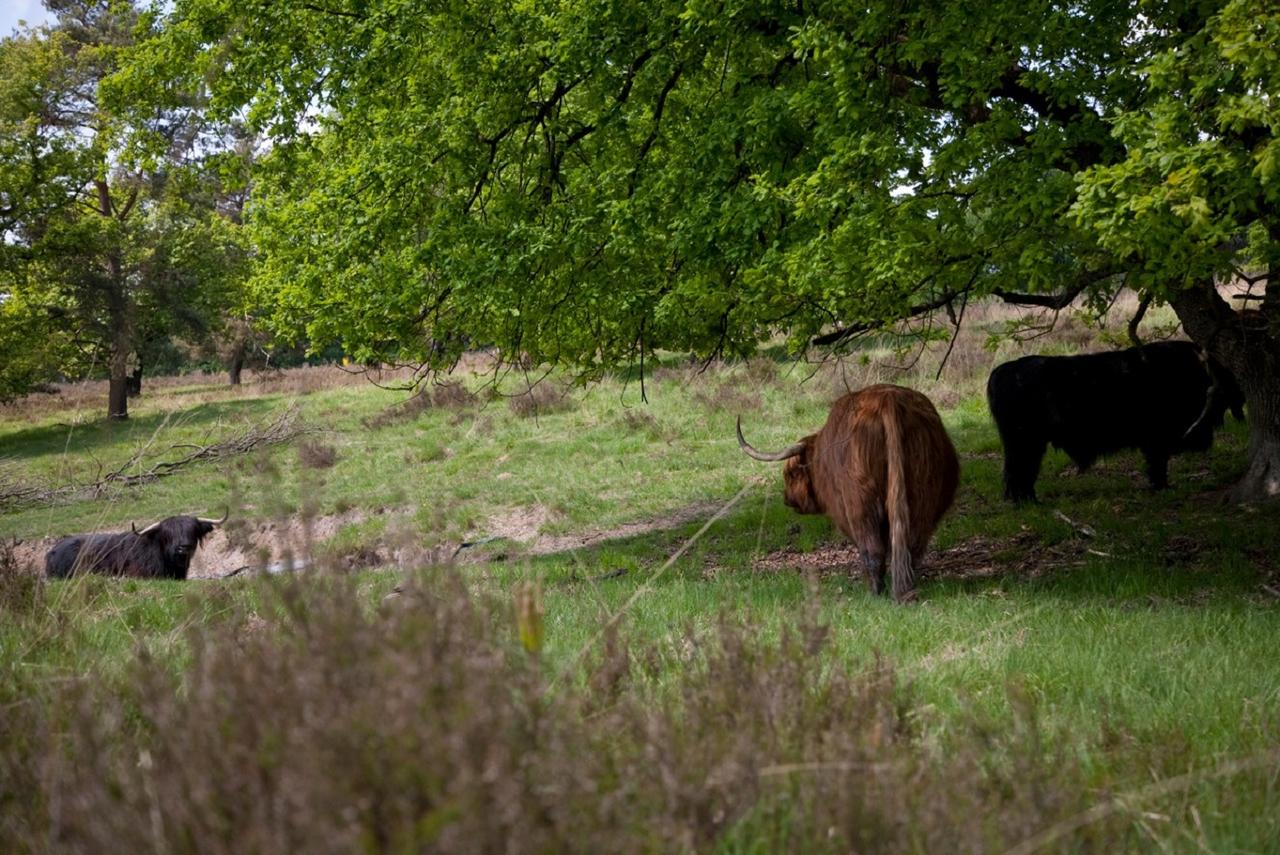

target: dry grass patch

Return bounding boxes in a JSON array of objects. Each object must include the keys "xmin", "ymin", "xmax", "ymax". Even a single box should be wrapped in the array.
[
  {"xmin": 296, "ymin": 439, "xmax": 338, "ymax": 469},
  {"xmin": 364, "ymin": 380, "xmax": 478, "ymax": 430},
  {"xmin": 507, "ymin": 381, "xmax": 577, "ymax": 418},
  {"xmin": 691, "ymin": 377, "xmax": 764, "ymax": 414}
]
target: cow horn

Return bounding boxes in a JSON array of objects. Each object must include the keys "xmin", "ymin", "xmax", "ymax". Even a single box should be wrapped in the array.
[
  {"xmin": 197, "ymin": 509, "xmax": 229, "ymax": 526},
  {"xmin": 736, "ymin": 416, "xmax": 805, "ymax": 462},
  {"xmin": 1182, "ymin": 349, "xmax": 1219, "ymax": 441},
  {"xmin": 1182, "ymin": 382, "xmax": 1220, "ymax": 441},
  {"xmin": 132, "ymin": 520, "xmax": 162, "ymax": 535}
]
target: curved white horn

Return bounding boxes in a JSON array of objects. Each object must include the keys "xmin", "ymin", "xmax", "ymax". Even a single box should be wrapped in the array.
[
  {"xmin": 133, "ymin": 520, "xmax": 163, "ymax": 535},
  {"xmin": 196, "ymin": 509, "xmax": 229, "ymax": 526},
  {"xmin": 736, "ymin": 416, "xmax": 806, "ymax": 462}
]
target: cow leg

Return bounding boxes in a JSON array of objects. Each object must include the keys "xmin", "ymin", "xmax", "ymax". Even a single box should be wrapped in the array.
[
  {"xmin": 860, "ymin": 547, "xmax": 887, "ymax": 596},
  {"xmin": 1002, "ymin": 436, "xmax": 1046, "ymax": 502},
  {"xmin": 1142, "ymin": 447, "xmax": 1170, "ymax": 490}
]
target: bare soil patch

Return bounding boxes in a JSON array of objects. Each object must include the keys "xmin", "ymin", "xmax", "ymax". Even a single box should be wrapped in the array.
[
  {"xmin": 747, "ymin": 532, "xmax": 1089, "ymax": 583},
  {"xmin": 456, "ymin": 501, "xmax": 726, "ymax": 561},
  {"xmin": 5, "ymin": 509, "xmax": 368, "ymax": 579},
  {"xmin": 528, "ymin": 502, "xmax": 724, "ymax": 555}
]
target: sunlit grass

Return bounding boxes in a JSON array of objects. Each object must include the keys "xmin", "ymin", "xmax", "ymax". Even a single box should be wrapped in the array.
[{"xmin": 2, "ymin": 334, "xmax": 1279, "ymax": 850}]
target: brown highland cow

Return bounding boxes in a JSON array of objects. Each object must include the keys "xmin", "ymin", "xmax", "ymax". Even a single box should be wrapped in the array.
[{"xmin": 738, "ymin": 384, "xmax": 960, "ymax": 601}]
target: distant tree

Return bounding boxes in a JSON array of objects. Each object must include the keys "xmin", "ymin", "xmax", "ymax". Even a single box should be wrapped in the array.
[
  {"xmin": 0, "ymin": 0, "xmax": 246, "ymax": 418},
  {"xmin": 130, "ymin": 0, "xmax": 1280, "ymax": 499}
]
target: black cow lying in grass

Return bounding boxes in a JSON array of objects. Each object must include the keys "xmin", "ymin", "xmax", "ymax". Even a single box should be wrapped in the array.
[
  {"xmin": 987, "ymin": 341, "xmax": 1244, "ymax": 502},
  {"xmin": 45, "ymin": 513, "xmax": 227, "ymax": 579}
]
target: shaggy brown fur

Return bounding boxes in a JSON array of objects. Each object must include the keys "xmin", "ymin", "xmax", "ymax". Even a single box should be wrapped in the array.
[{"xmin": 749, "ymin": 385, "xmax": 960, "ymax": 601}]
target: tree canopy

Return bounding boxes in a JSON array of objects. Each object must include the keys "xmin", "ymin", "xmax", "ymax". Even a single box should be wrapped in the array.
[
  {"xmin": 0, "ymin": 1, "xmax": 249, "ymax": 414},
  {"xmin": 57, "ymin": 0, "xmax": 1280, "ymax": 494}
]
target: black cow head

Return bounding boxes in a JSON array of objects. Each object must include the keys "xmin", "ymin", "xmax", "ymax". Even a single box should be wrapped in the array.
[{"xmin": 132, "ymin": 512, "xmax": 226, "ymax": 575}]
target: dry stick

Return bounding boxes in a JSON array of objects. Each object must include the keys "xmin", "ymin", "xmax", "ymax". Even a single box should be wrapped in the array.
[
  {"xmin": 1052, "ymin": 509, "xmax": 1096, "ymax": 538},
  {"xmin": 1004, "ymin": 747, "xmax": 1280, "ymax": 855},
  {"xmin": 758, "ymin": 760, "xmax": 896, "ymax": 778},
  {"xmin": 753, "ymin": 485, "xmax": 770, "ymax": 563},
  {"xmin": 549, "ymin": 482, "xmax": 754, "ymax": 691}
]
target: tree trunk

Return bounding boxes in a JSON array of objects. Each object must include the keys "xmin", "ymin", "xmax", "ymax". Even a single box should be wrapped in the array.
[
  {"xmin": 228, "ymin": 340, "xmax": 246, "ymax": 386},
  {"xmin": 99, "ymin": 179, "xmax": 132, "ymax": 420},
  {"xmin": 1233, "ymin": 385, "xmax": 1280, "ymax": 500},
  {"xmin": 108, "ymin": 340, "xmax": 130, "ymax": 420},
  {"xmin": 126, "ymin": 355, "xmax": 143, "ymax": 397},
  {"xmin": 1170, "ymin": 280, "xmax": 1280, "ymax": 502}
]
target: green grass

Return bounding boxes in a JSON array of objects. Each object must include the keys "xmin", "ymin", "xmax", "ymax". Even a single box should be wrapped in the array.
[{"xmin": 2, "ymin": 353, "xmax": 1279, "ymax": 850}]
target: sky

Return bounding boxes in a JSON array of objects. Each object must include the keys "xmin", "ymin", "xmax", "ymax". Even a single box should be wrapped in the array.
[{"xmin": 1, "ymin": 0, "xmax": 53, "ymax": 35}]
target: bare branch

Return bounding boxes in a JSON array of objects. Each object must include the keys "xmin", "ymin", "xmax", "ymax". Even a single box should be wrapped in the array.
[
  {"xmin": 1128, "ymin": 291, "xmax": 1152, "ymax": 348},
  {"xmin": 0, "ymin": 407, "xmax": 312, "ymax": 513}
]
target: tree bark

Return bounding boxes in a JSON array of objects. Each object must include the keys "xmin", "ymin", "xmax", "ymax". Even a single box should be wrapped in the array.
[
  {"xmin": 99, "ymin": 177, "xmax": 132, "ymax": 420},
  {"xmin": 126, "ymin": 354, "xmax": 142, "ymax": 397},
  {"xmin": 228, "ymin": 339, "xmax": 246, "ymax": 386},
  {"xmin": 1170, "ymin": 280, "xmax": 1280, "ymax": 502},
  {"xmin": 108, "ymin": 337, "xmax": 130, "ymax": 420}
]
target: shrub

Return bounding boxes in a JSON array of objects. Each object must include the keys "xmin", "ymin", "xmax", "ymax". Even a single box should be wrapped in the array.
[
  {"xmin": 0, "ymin": 571, "xmax": 1127, "ymax": 853},
  {"xmin": 296, "ymin": 440, "xmax": 338, "ymax": 469},
  {"xmin": 364, "ymin": 381, "xmax": 478, "ymax": 430},
  {"xmin": 508, "ymin": 383, "xmax": 576, "ymax": 419}
]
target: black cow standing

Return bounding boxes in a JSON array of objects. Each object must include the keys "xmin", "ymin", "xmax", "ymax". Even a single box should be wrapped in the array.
[
  {"xmin": 987, "ymin": 341, "xmax": 1244, "ymax": 502},
  {"xmin": 45, "ymin": 513, "xmax": 227, "ymax": 579}
]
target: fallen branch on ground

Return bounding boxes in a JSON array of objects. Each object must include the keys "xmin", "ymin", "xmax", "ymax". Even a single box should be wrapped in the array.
[{"xmin": 0, "ymin": 406, "xmax": 312, "ymax": 513}]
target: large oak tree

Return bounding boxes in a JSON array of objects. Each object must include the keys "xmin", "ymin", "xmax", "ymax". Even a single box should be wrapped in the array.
[{"xmin": 127, "ymin": 0, "xmax": 1280, "ymax": 499}]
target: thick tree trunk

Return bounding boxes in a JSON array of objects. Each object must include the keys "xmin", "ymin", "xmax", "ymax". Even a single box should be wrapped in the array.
[
  {"xmin": 1234, "ymin": 390, "xmax": 1280, "ymax": 500},
  {"xmin": 1171, "ymin": 281, "xmax": 1280, "ymax": 502},
  {"xmin": 106, "ymin": 283, "xmax": 131, "ymax": 420},
  {"xmin": 99, "ymin": 179, "xmax": 132, "ymax": 421},
  {"xmin": 108, "ymin": 340, "xmax": 130, "ymax": 420}
]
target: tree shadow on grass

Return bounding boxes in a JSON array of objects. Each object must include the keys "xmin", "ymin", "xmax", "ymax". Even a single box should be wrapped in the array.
[
  {"xmin": 470, "ymin": 468, "xmax": 1280, "ymax": 609},
  {"xmin": 0, "ymin": 398, "xmax": 283, "ymax": 464}
]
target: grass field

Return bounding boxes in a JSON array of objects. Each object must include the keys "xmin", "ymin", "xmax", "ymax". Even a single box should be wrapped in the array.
[{"xmin": 2, "ymin": 309, "xmax": 1280, "ymax": 851}]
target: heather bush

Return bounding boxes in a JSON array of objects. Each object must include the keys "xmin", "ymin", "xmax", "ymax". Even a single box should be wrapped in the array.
[
  {"xmin": 0, "ymin": 571, "xmax": 1126, "ymax": 853},
  {"xmin": 507, "ymin": 382, "xmax": 576, "ymax": 419}
]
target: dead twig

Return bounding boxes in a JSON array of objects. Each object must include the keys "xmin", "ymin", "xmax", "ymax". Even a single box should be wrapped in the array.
[{"xmin": 1052, "ymin": 510, "xmax": 1096, "ymax": 538}]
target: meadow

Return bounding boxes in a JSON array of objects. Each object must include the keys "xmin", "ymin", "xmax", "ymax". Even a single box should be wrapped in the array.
[{"xmin": 2, "ymin": 303, "xmax": 1279, "ymax": 852}]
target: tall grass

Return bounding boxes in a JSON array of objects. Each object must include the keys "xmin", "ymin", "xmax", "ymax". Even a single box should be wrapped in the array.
[
  {"xmin": 0, "ymin": 569, "xmax": 1150, "ymax": 853},
  {"xmin": 2, "ymin": 295, "xmax": 1278, "ymax": 850}
]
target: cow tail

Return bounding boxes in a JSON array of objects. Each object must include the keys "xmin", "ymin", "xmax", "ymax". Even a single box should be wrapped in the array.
[{"xmin": 884, "ymin": 401, "xmax": 915, "ymax": 601}]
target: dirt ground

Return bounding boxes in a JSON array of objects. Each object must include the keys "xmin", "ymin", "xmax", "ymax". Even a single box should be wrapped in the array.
[
  {"xmin": 4, "ymin": 501, "xmax": 1091, "ymax": 584},
  {"xmin": 745, "ymin": 531, "xmax": 1087, "ymax": 583},
  {"xmin": 8, "ymin": 509, "xmax": 367, "ymax": 579}
]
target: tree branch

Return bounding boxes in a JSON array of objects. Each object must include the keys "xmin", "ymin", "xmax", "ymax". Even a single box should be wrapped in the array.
[
  {"xmin": 627, "ymin": 63, "xmax": 684, "ymax": 196},
  {"xmin": 811, "ymin": 287, "xmax": 963, "ymax": 347},
  {"xmin": 1128, "ymin": 290, "xmax": 1152, "ymax": 348},
  {"xmin": 990, "ymin": 282, "xmax": 1089, "ymax": 309},
  {"xmin": 812, "ymin": 263, "xmax": 1120, "ymax": 348},
  {"xmin": 300, "ymin": 3, "xmax": 365, "ymax": 19},
  {"xmin": 116, "ymin": 184, "xmax": 140, "ymax": 221}
]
